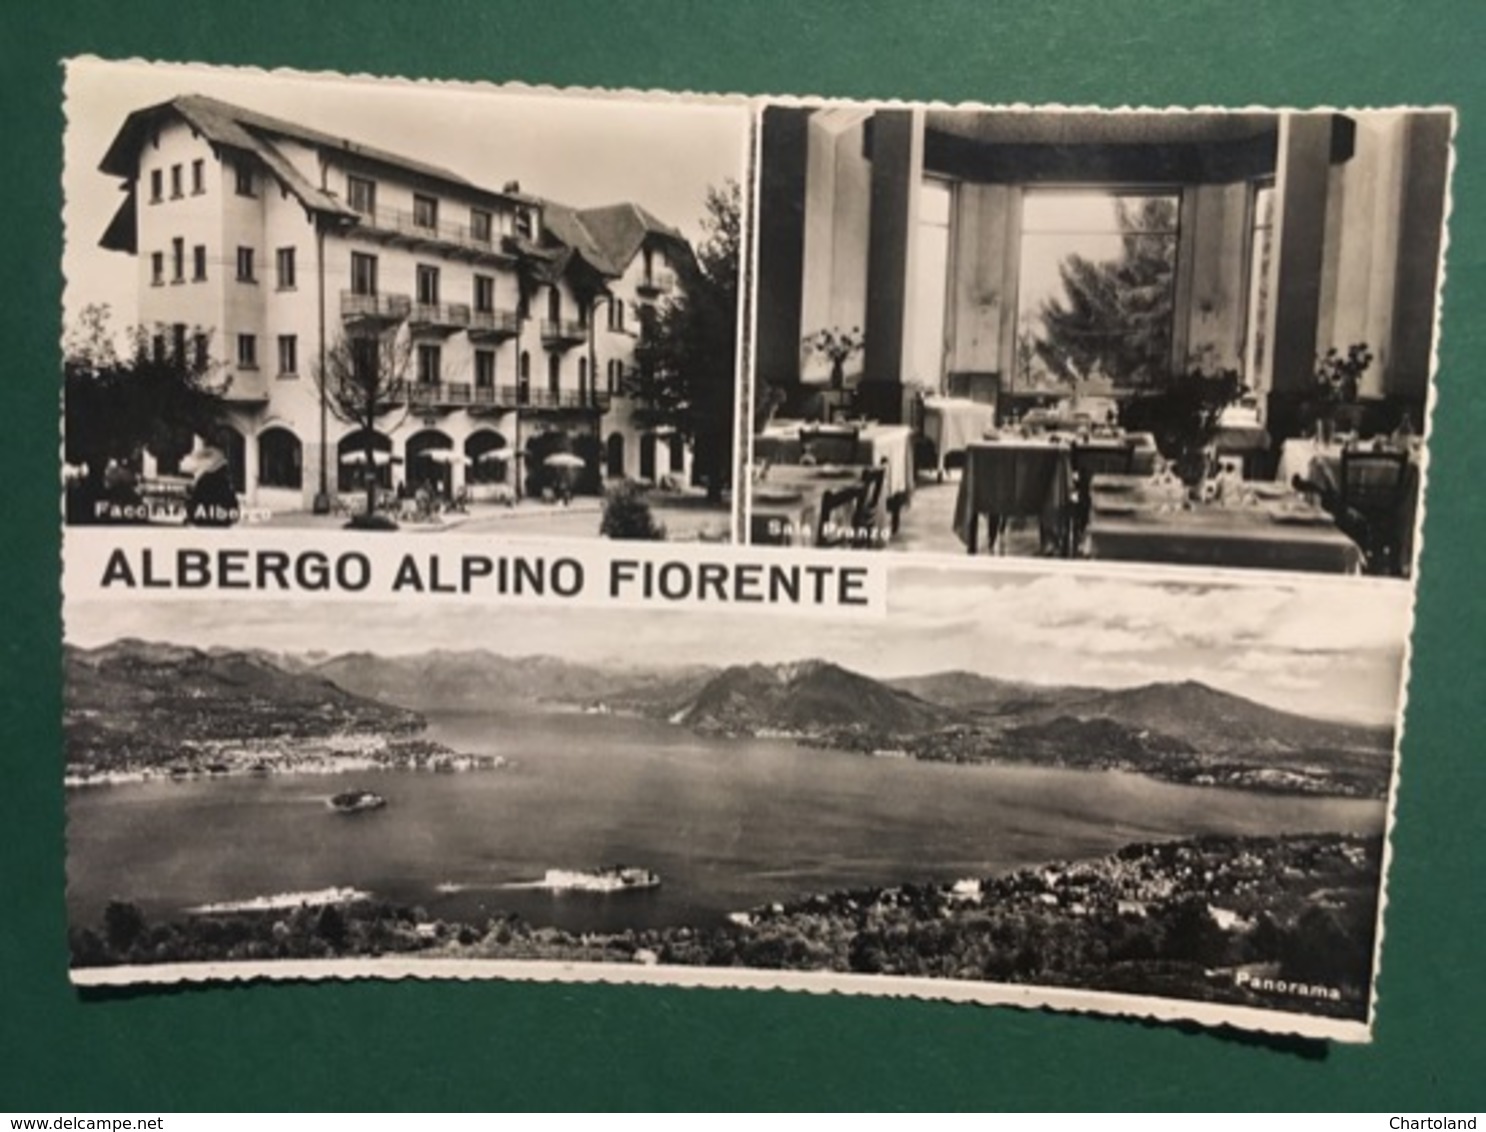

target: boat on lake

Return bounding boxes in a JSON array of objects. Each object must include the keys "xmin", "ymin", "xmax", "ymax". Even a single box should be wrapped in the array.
[{"xmin": 327, "ymin": 789, "xmax": 387, "ymax": 814}]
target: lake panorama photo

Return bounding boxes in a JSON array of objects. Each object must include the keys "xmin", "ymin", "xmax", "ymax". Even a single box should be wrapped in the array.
[{"xmin": 62, "ymin": 563, "xmax": 1409, "ymax": 1032}]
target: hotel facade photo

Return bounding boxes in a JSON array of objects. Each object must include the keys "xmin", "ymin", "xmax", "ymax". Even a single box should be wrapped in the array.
[
  {"xmin": 749, "ymin": 105, "xmax": 1450, "ymax": 574},
  {"xmin": 65, "ymin": 67, "xmax": 749, "ymax": 538}
]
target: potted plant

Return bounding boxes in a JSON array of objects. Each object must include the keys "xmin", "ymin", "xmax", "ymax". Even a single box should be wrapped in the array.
[
  {"xmin": 1121, "ymin": 364, "xmax": 1246, "ymax": 492},
  {"xmin": 1313, "ymin": 343, "xmax": 1373, "ymax": 440},
  {"xmin": 803, "ymin": 326, "xmax": 865, "ymax": 391}
]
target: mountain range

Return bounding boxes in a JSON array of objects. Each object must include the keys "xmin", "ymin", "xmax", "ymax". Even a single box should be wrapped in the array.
[{"xmin": 66, "ymin": 640, "xmax": 1395, "ymax": 796}]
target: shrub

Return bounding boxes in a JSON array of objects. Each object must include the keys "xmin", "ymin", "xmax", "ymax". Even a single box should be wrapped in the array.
[{"xmin": 600, "ymin": 480, "xmax": 666, "ymax": 540}]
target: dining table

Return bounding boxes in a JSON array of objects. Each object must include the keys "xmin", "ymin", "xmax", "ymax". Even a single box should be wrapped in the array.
[
  {"xmin": 952, "ymin": 431, "xmax": 1160, "ymax": 554},
  {"xmin": 753, "ymin": 420, "xmax": 915, "ymax": 499},
  {"xmin": 1084, "ymin": 473, "xmax": 1365, "ymax": 574},
  {"xmin": 1275, "ymin": 435, "xmax": 1422, "ymax": 574},
  {"xmin": 922, "ymin": 396, "xmax": 999, "ymax": 478},
  {"xmin": 748, "ymin": 463, "xmax": 890, "ymax": 548}
]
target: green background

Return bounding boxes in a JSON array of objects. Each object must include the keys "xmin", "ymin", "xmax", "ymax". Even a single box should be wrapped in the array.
[{"xmin": 3, "ymin": 0, "xmax": 1483, "ymax": 1111}]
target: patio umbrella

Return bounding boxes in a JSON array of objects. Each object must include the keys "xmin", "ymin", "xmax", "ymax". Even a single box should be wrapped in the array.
[
  {"xmin": 543, "ymin": 452, "xmax": 586, "ymax": 469},
  {"xmin": 425, "ymin": 449, "xmax": 470, "ymax": 466},
  {"xmin": 340, "ymin": 450, "xmax": 394, "ymax": 466},
  {"xmin": 477, "ymin": 449, "xmax": 511, "ymax": 464}
]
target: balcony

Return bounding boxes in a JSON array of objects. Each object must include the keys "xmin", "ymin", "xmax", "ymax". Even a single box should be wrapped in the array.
[
  {"xmin": 348, "ymin": 207, "xmax": 516, "ymax": 264},
  {"xmin": 504, "ymin": 386, "xmax": 611, "ymax": 412},
  {"xmin": 341, "ymin": 290, "xmax": 411, "ymax": 329},
  {"xmin": 635, "ymin": 271, "xmax": 676, "ymax": 298},
  {"xmin": 540, "ymin": 318, "xmax": 589, "ymax": 350},
  {"xmin": 407, "ymin": 381, "xmax": 475, "ymax": 410},
  {"xmin": 224, "ymin": 368, "xmax": 270, "ymax": 405},
  {"xmin": 408, "ymin": 301, "xmax": 471, "ymax": 335},
  {"xmin": 467, "ymin": 308, "xmax": 520, "ymax": 342}
]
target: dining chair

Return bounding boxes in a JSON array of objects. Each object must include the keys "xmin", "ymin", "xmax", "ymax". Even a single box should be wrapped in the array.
[
  {"xmin": 1067, "ymin": 441, "xmax": 1137, "ymax": 556},
  {"xmin": 1338, "ymin": 448, "xmax": 1411, "ymax": 575},
  {"xmin": 850, "ymin": 464, "xmax": 888, "ymax": 548},
  {"xmin": 815, "ymin": 483, "xmax": 864, "ymax": 548},
  {"xmin": 799, "ymin": 425, "xmax": 861, "ymax": 466}
]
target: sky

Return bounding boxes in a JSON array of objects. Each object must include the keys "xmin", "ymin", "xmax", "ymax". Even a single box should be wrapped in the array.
[
  {"xmin": 62, "ymin": 57, "xmax": 752, "ymax": 333},
  {"xmin": 65, "ymin": 565, "xmax": 1412, "ymax": 727}
]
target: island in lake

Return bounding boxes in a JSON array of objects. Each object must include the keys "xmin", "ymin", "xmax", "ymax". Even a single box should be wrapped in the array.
[{"xmin": 65, "ymin": 639, "xmax": 1393, "ymax": 1018}]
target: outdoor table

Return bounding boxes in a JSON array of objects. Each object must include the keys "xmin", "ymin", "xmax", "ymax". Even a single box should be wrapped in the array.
[
  {"xmin": 923, "ymin": 396, "xmax": 998, "ymax": 477},
  {"xmin": 1085, "ymin": 473, "xmax": 1365, "ymax": 574}
]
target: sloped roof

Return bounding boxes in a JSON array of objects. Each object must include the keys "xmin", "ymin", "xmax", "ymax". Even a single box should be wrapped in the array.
[
  {"xmin": 570, "ymin": 202, "xmax": 690, "ymax": 271},
  {"xmin": 100, "ymin": 94, "xmax": 533, "ymax": 207},
  {"xmin": 97, "ymin": 93, "xmax": 693, "ymax": 275},
  {"xmin": 541, "ymin": 201, "xmax": 621, "ymax": 276}
]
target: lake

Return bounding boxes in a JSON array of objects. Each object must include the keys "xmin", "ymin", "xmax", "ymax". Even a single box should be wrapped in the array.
[{"xmin": 66, "ymin": 708, "xmax": 1387, "ymax": 934}]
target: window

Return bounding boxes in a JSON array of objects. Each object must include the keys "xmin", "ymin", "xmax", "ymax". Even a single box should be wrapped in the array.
[
  {"xmin": 170, "ymin": 164, "xmax": 183, "ymax": 199},
  {"xmin": 518, "ymin": 351, "xmax": 531, "ymax": 403},
  {"xmin": 193, "ymin": 245, "xmax": 207, "ymax": 281},
  {"xmin": 276, "ymin": 246, "xmax": 296, "ymax": 290},
  {"xmin": 474, "ymin": 274, "xmax": 495, "ymax": 313},
  {"xmin": 191, "ymin": 159, "xmax": 205, "ymax": 195},
  {"xmin": 172, "ymin": 323, "xmax": 187, "ymax": 361},
  {"xmin": 236, "ymin": 333, "xmax": 258, "ymax": 369},
  {"xmin": 347, "ymin": 175, "xmax": 376, "ymax": 215},
  {"xmin": 669, "ymin": 435, "xmax": 686, "ymax": 474},
  {"xmin": 417, "ymin": 343, "xmax": 441, "ymax": 385},
  {"xmin": 413, "ymin": 193, "xmax": 438, "ymax": 230},
  {"xmin": 236, "ymin": 246, "xmax": 256, "ymax": 283},
  {"xmin": 172, "ymin": 238, "xmax": 185, "ymax": 283},
  {"xmin": 150, "ymin": 252, "xmax": 164, "ymax": 286},
  {"xmin": 234, "ymin": 161, "xmax": 254, "ymax": 197},
  {"xmin": 1244, "ymin": 182, "xmax": 1276, "ymax": 389},
  {"xmin": 416, "ymin": 264, "xmax": 440, "ymax": 306},
  {"xmin": 515, "ymin": 208, "xmax": 533, "ymax": 238},
  {"xmin": 471, "ymin": 208, "xmax": 492, "ymax": 243},
  {"xmin": 607, "ymin": 359, "xmax": 620, "ymax": 395},
  {"xmin": 350, "ymin": 252, "xmax": 377, "ymax": 296},
  {"xmin": 193, "ymin": 332, "xmax": 210, "ymax": 370},
  {"xmin": 350, "ymin": 336, "xmax": 379, "ymax": 384},
  {"xmin": 475, "ymin": 349, "xmax": 495, "ymax": 389},
  {"xmin": 548, "ymin": 353, "xmax": 561, "ymax": 398},
  {"xmin": 547, "ymin": 287, "xmax": 562, "ymax": 324},
  {"xmin": 1015, "ymin": 190, "xmax": 1180, "ymax": 392},
  {"xmin": 913, "ymin": 178, "xmax": 953, "ymax": 390},
  {"xmin": 609, "ymin": 298, "xmax": 625, "ymax": 332},
  {"xmin": 152, "ymin": 334, "xmax": 166, "ymax": 363},
  {"xmin": 578, "ymin": 358, "xmax": 588, "ymax": 400},
  {"xmin": 258, "ymin": 428, "xmax": 302, "ymax": 490},
  {"xmin": 149, "ymin": 169, "xmax": 163, "ymax": 203},
  {"xmin": 277, "ymin": 334, "xmax": 298, "ymax": 377}
]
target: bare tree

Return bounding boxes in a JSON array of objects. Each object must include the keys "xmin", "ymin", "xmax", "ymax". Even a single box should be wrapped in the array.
[{"xmin": 315, "ymin": 329, "xmax": 413, "ymax": 522}]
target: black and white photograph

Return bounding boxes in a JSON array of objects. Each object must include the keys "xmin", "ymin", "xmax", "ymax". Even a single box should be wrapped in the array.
[
  {"xmin": 63, "ymin": 59, "xmax": 749, "ymax": 542},
  {"xmin": 748, "ymin": 104, "xmax": 1449, "ymax": 574},
  {"xmin": 64, "ymin": 557, "xmax": 1408, "ymax": 1041}
]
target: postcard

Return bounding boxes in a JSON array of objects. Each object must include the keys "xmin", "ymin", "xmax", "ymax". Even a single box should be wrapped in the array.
[{"xmin": 60, "ymin": 58, "xmax": 1452, "ymax": 1044}]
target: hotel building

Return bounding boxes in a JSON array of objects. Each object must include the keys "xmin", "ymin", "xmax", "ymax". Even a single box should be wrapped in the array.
[{"xmin": 97, "ymin": 94, "xmax": 696, "ymax": 511}]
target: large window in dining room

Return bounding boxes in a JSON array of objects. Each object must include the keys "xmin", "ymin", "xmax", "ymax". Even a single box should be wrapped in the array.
[
  {"xmin": 911, "ymin": 177, "xmax": 953, "ymax": 390},
  {"xmin": 1014, "ymin": 189, "xmax": 1180, "ymax": 394},
  {"xmin": 1243, "ymin": 181, "xmax": 1276, "ymax": 390}
]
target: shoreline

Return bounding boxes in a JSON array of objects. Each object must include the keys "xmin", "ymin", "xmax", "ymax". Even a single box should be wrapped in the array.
[
  {"xmin": 65, "ymin": 731, "xmax": 506, "ymax": 787},
  {"xmin": 68, "ymin": 829, "xmax": 1381, "ymax": 1021}
]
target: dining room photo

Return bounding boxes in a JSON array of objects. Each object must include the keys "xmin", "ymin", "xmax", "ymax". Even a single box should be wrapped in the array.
[{"xmin": 746, "ymin": 101, "xmax": 1450, "ymax": 578}]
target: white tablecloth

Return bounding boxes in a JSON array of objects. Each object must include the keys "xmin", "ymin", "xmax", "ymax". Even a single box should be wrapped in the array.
[{"xmin": 923, "ymin": 397, "xmax": 998, "ymax": 470}]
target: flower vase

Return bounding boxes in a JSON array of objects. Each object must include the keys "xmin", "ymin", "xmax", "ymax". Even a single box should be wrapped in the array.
[{"xmin": 829, "ymin": 358, "xmax": 845, "ymax": 391}]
